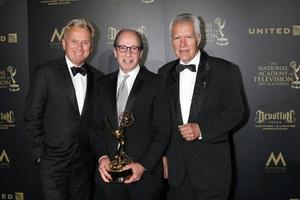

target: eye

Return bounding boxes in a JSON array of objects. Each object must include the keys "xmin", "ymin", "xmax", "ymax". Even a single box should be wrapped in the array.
[
  {"xmin": 71, "ymin": 39, "xmax": 78, "ymax": 44},
  {"xmin": 82, "ymin": 40, "xmax": 91, "ymax": 45},
  {"xmin": 119, "ymin": 45, "xmax": 127, "ymax": 50},
  {"xmin": 131, "ymin": 46, "xmax": 139, "ymax": 51}
]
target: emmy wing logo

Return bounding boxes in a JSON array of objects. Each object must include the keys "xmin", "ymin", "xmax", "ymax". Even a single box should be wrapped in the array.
[
  {"xmin": 0, "ymin": 66, "xmax": 20, "ymax": 92},
  {"xmin": 205, "ymin": 17, "xmax": 229, "ymax": 46},
  {"xmin": 7, "ymin": 66, "xmax": 20, "ymax": 91},
  {"xmin": 214, "ymin": 18, "xmax": 229, "ymax": 46},
  {"xmin": 290, "ymin": 61, "xmax": 300, "ymax": 89}
]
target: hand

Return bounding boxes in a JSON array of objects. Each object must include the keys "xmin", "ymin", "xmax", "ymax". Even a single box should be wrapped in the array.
[
  {"xmin": 162, "ymin": 156, "xmax": 168, "ymax": 179},
  {"xmin": 123, "ymin": 162, "xmax": 145, "ymax": 184},
  {"xmin": 178, "ymin": 123, "xmax": 201, "ymax": 141},
  {"xmin": 98, "ymin": 156, "xmax": 112, "ymax": 183}
]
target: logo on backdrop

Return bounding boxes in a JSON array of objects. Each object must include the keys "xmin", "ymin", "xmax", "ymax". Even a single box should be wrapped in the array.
[
  {"xmin": 107, "ymin": 26, "xmax": 148, "ymax": 44},
  {"xmin": 255, "ymin": 110, "xmax": 296, "ymax": 131},
  {"xmin": 0, "ymin": 33, "xmax": 18, "ymax": 43},
  {"xmin": 0, "ymin": 192, "xmax": 24, "ymax": 200},
  {"xmin": 40, "ymin": 0, "xmax": 79, "ymax": 6},
  {"xmin": 0, "ymin": 111, "xmax": 16, "ymax": 130},
  {"xmin": 290, "ymin": 61, "xmax": 300, "ymax": 89},
  {"xmin": 265, "ymin": 152, "xmax": 287, "ymax": 172},
  {"xmin": 141, "ymin": 0, "xmax": 154, "ymax": 3},
  {"xmin": 0, "ymin": 149, "xmax": 11, "ymax": 168},
  {"xmin": 110, "ymin": 0, "xmax": 154, "ymax": 3},
  {"xmin": 50, "ymin": 27, "xmax": 63, "ymax": 48},
  {"xmin": 253, "ymin": 61, "xmax": 300, "ymax": 89},
  {"xmin": 249, "ymin": 25, "xmax": 300, "ymax": 36},
  {"xmin": 0, "ymin": 66, "xmax": 20, "ymax": 92},
  {"xmin": 205, "ymin": 17, "xmax": 229, "ymax": 46}
]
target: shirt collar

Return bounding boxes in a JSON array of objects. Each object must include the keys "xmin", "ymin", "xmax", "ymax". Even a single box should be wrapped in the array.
[
  {"xmin": 179, "ymin": 50, "xmax": 201, "ymax": 71},
  {"xmin": 65, "ymin": 55, "xmax": 83, "ymax": 69},
  {"xmin": 118, "ymin": 64, "xmax": 140, "ymax": 79}
]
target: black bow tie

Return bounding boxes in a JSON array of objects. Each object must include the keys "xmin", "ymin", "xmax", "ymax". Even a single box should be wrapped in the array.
[
  {"xmin": 176, "ymin": 64, "xmax": 196, "ymax": 73},
  {"xmin": 71, "ymin": 66, "xmax": 87, "ymax": 76}
]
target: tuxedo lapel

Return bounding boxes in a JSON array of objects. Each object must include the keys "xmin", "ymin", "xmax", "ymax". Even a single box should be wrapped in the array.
[
  {"xmin": 56, "ymin": 59, "xmax": 79, "ymax": 115},
  {"xmin": 108, "ymin": 73, "xmax": 119, "ymax": 128},
  {"xmin": 166, "ymin": 61, "xmax": 183, "ymax": 125},
  {"xmin": 80, "ymin": 65, "xmax": 93, "ymax": 117},
  {"xmin": 188, "ymin": 51, "xmax": 211, "ymax": 122},
  {"xmin": 124, "ymin": 67, "xmax": 145, "ymax": 113}
]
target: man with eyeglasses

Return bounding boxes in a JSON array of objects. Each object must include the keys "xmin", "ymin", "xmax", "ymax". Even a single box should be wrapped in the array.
[{"xmin": 90, "ymin": 28, "xmax": 171, "ymax": 200}]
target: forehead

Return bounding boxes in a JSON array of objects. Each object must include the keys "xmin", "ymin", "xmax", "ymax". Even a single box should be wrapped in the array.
[
  {"xmin": 117, "ymin": 31, "xmax": 139, "ymax": 45},
  {"xmin": 172, "ymin": 21, "xmax": 195, "ymax": 35}
]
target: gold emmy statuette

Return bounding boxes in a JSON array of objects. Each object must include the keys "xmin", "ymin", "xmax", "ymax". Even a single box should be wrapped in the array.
[{"xmin": 108, "ymin": 112, "xmax": 134, "ymax": 183}]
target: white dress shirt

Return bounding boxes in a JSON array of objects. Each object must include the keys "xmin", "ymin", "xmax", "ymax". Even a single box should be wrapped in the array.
[
  {"xmin": 179, "ymin": 51, "xmax": 201, "ymax": 124},
  {"xmin": 117, "ymin": 65, "xmax": 140, "ymax": 98},
  {"xmin": 65, "ymin": 56, "xmax": 87, "ymax": 115}
]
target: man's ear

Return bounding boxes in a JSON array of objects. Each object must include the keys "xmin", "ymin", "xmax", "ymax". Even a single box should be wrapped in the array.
[
  {"xmin": 113, "ymin": 48, "xmax": 118, "ymax": 58},
  {"xmin": 61, "ymin": 39, "xmax": 66, "ymax": 50},
  {"xmin": 139, "ymin": 50, "xmax": 143, "ymax": 60}
]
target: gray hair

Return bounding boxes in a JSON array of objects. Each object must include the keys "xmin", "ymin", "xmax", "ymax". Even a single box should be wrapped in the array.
[
  {"xmin": 169, "ymin": 13, "xmax": 201, "ymax": 38},
  {"xmin": 63, "ymin": 18, "xmax": 95, "ymax": 42}
]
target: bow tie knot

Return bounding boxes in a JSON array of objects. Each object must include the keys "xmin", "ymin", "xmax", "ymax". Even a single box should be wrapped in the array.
[
  {"xmin": 71, "ymin": 66, "xmax": 87, "ymax": 76},
  {"xmin": 176, "ymin": 64, "xmax": 196, "ymax": 73}
]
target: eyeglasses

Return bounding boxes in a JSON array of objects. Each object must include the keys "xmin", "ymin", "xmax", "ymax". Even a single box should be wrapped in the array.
[{"xmin": 116, "ymin": 45, "xmax": 141, "ymax": 54}]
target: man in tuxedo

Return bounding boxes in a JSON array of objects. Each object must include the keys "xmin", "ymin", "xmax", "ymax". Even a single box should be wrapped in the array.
[
  {"xmin": 90, "ymin": 29, "xmax": 171, "ymax": 200},
  {"xmin": 158, "ymin": 13, "xmax": 246, "ymax": 200},
  {"xmin": 24, "ymin": 18, "xmax": 103, "ymax": 200}
]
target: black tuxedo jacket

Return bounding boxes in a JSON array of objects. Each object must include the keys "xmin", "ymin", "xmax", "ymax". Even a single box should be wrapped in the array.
[
  {"xmin": 90, "ymin": 66, "xmax": 171, "ymax": 187},
  {"xmin": 158, "ymin": 51, "xmax": 245, "ymax": 190},
  {"xmin": 24, "ymin": 57, "xmax": 103, "ymax": 179}
]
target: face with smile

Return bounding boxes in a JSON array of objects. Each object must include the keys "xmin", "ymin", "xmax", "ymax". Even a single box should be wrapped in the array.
[
  {"xmin": 62, "ymin": 26, "xmax": 92, "ymax": 66},
  {"xmin": 171, "ymin": 21, "xmax": 200, "ymax": 64},
  {"xmin": 114, "ymin": 31, "xmax": 143, "ymax": 74}
]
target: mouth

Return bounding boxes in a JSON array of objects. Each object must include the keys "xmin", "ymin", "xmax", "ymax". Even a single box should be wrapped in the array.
[
  {"xmin": 123, "ymin": 59, "xmax": 133, "ymax": 64},
  {"xmin": 74, "ymin": 51, "xmax": 84, "ymax": 55},
  {"xmin": 178, "ymin": 49, "xmax": 189, "ymax": 53}
]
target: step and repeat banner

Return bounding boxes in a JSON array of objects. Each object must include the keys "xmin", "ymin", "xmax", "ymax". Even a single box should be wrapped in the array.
[{"xmin": 1, "ymin": 0, "xmax": 299, "ymax": 199}]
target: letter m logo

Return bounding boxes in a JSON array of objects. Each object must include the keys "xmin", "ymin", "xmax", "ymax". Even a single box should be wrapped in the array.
[
  {"xmin": 0, "ymin": 149, "xmax": 10, "ymax": 163},
  {"xmin": 266, "ymin": 152, "xmax": 286, "ymax": 166},
  {"xmin": 50, "ymin": 28, "xmax": 64, "ymax": 43}
]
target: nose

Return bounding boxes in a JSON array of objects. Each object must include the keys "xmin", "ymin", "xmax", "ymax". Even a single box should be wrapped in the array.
[
  {"xmin": 125, "ymin": 48, "xmax": 132, "ymax": 56},
  {"xmin": 180, "ymin": 37, "xmax": 187, "ymax": 47},
  {"xmin": 77, "ymin": 42, "xmax": 83, "ymax": 49}
]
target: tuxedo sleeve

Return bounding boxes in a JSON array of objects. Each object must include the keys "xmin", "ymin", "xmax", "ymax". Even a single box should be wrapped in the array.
[
  {"xmin": 199, "ymin": 64, "xmax": 245, "ymax": 142},
  {"xmin": 23, "ymin": 67, "xmax": 48, "ymax": 163},
  {"xmin": 89, "ymin": 80, "xmax": 108, "ymax": 159},
  {"xmin": 139, "ymin": 80, "xmax": 171, "ymax": 172}
]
